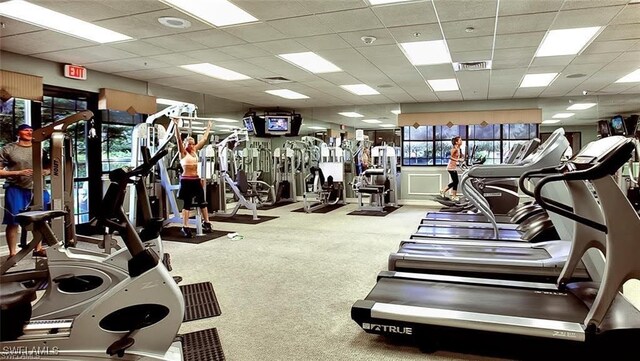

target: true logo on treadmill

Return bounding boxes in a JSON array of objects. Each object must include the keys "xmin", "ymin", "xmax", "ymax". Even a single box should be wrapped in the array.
[{"xmin": 362, "ymin": 323, "xmax": 413, "ymax": 335}]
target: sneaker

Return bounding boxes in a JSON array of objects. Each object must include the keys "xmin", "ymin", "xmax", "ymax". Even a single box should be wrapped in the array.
[
  {"xmin": 202, "ymin": 222, "xmax": 213, "ymax": 233},
  {"xmin": 180, "ymin": 227, "xmax": 194, "ymax": 238},
  {"xmin": 32, "ymin": 249, "xmax": 47, "ymax": 258},
  {"xmin": 439, "ymin": 190, "xmax": 446, "ymax": 198}
]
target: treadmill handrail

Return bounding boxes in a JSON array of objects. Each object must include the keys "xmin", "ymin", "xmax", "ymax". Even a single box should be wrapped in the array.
[{"xmin": 518, "ymin": 166, "xmax": 574, "ymax": 213}]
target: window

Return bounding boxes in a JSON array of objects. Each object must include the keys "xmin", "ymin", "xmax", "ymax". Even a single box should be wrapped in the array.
[
  {"xmin": 402, "ymin": 123, "xmax": 538, "ymax": 166},
  {"xmin": 101, "ymin": 110, "xmax": 141, "ymax": 173},
  {"xmin": 0, "ymin": 98, "xmax": 30, "ymax": 148}
]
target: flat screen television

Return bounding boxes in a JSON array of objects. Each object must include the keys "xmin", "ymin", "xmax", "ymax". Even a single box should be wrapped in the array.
[
  {"xmin": 610, "ymin": 115, "xmax": 626, "ymax": 136},
  {"xmin": 266, "ymin": 115, "xmax": 290, "ymax": 134},
  {"xmin": 597, "ymin": 120, "xmax": 610, "ymax": 138},
  {"xmin": 243, "ymin": 116, "xmax": 254, "ymax": 133}
]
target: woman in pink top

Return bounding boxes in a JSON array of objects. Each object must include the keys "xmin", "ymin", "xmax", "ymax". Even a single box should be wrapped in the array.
[{"xmin": 441, "ymin": 136, "xmax": 464, "ymax": 200}]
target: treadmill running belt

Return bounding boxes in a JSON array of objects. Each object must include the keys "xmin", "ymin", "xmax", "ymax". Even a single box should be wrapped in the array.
[
  {"xmin": 367, "ymin": 277, "xmax": 588, "ymax": 322},
  {"xmin": 414, "ymin": 225, "xmax": 522, "ymax": 241},
  {"xmin": 424, "ymin": 212, "xmax": 513, "ymax": 224},
  {"xmin": 399, "ymin": 244, "xmax": 550, "ymax": 260}
]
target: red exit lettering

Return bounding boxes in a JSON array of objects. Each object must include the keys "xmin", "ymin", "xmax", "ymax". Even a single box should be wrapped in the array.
[{"xmin": 64, "ymin": 64, "xmax": 87, "ymax": 80}]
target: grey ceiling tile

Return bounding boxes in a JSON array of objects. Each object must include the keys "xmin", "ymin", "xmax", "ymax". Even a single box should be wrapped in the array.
[
  {"xmin": 571, "ymin": 52, "xmax": 620, "ymax": 65},
  {"xmin": 268, "ymin": 15, "xmax": 335, "ymax": 37},
  {"xmin": 232, "ymin": 0, "xmax": 315, "ymax": 20},
  {"xmin": 38, "ymin": 45, "xmax": 137, "ymax": 65},
  {"xmin": 552, "ymin": 6, "xmax": 624, "ymax": 29},
  {"xmin": 494, "ymin": 32, "xmax": 545, "ymax": 50},
  {"xmin": 560, "ymin": 0, "xmax": 629, "ymax": 11},
  {"xmin": 596, "ymin": 24, "xmax": 640, "ymax": 41},
  {"xmin": 223, "ymin": 23, "xmax": 288, "ymax": 43},
  {"xmin": 451, "ymin": 50, "xmax": 493, "ymax": 62},
  {"xmin": 93, "ymin": 16, "xmax": 164, "ymax": 40},
  {"xmin": 447, "ymin": 36, "xmax": 493, "ymax": 52},
  {"xmin": 217, "ymin": 44, "xmax": 273, "ymax": 58},
  {"xmin": 315, "ymin": 8, "xmax": 384, "ymax": 33},
  {"xmin": 144, "ymin": 34, "xmax": 208, "ymax": 52},
  {"xmin": 434, "ymin": 91, "xmax": 464, "ymax": 101},
  {"xmin": 132, "ymin": 9, "xmax": 213, "ymax": 33},
  {"xmin": 387, "ymin": 24, "xmax": 443, "ymax": 43},
  {"xmin": 441, "ymin": 17, "xmax": 496, "ymax": 39},
  {"xmin": 109, "ymin": 41, "xmax": 172, "ymax": 57},
  {"xmin": 583, "ymin": 40, "xmax": 638, "ymax": 55},
  {"xmin": 114, "ymin": 68, "xmax": 177, "ymax": 81},
  {"xmin": 296, "ymin": 0, "xmax": 368, "ymax": 14},
  {"xmin": 3, "ymin": 32, "xmax": 95, "ymax": 55},
  {"xmin": 612, "ymin": 51, "xmax": 640, "ymax": 63},
  {"xmin": 433, "ymin": 0, "xmax": 498, "ymax": 22},
  {"xmin": 562, "ymin": 63, "xmax": 605, "ymax": 76},
  {"xmin": 530, "ymin": 55, "xmax": 575, "ymax": 67},
  {"xmin": 498, "ymin": 0, "xmax": 563, "ymax": 16},
  {"xmin": 253, "ymin": 39, "xmax": 308, "ymax": 55},
  {"xmin": 458, "ymin": 71, "xmax": 490, "ymax": 99},
  {"xmin": 417, "ymin": 64, "xmax": 456, "ymax": 79},
  {"xmin": 497, "ymin": 13, "xmax": 556, "ymax": 34},
  {"xmin": 181, "ymin": 49, "xmax": 238, "ymax": 62},
  {"xmin": 149, "ymin": 54, "xmax": 200, "ymax": 66},
  {"xmin": 372, "ymin": 1, "xmax": 438, "ymax": 27},
  {"xmin": 611, "ymin": 4, "xmax": 640, "ymax": 25},
  {"xmin": 0, "ymin": 17, "xmax": 42, "ymax": 36},
  {"xmin": 295, "ymin": 34, "xmax": 352, "ymax": 51},
  {"xmin": 513, "ymin": 87, "xmax": 545, "ymax": 98},
  {"xmin": 185, "ymin": 29, "xmax": 246, "ymax": 48},
  {"xmin": 99, "ymin": 0, "xmax": 169, "ymax": 15},
  {"xmin": 338, "ymin": 29, "xmax": 396, "ymax": 48},
  {"xmin": 32, "ymin": 0, "xmax": 167, "ymax": 20}
]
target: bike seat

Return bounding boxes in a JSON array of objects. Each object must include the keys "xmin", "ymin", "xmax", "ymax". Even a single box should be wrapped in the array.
[
  {"xmin": 16, "ymin": 210, "xmax": 67, "ymax": 225},
  {"xmin": 0, "ymin": 287, "xmax": 36, "ymax": 310}
]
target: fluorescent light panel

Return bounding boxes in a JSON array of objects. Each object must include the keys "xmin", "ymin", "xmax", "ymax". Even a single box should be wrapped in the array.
[
  {"xmin": 369, "ymin": 0, "xmax": 413, "ymax": 4},
  {"xmin": 428, "ymin": 78, "xmax": 459, "ymax": 92},
  {"xmin": 307, "ymin": 126, "xmax": 327, "ymax": 130},
  {"xmin": 379, "ymin": 124, "xmax": 396, "ymax": 127},
  {"xmin": 362, "ymin": 119, "xmax": 382, "ymax": 124},
  {"xmin": 339, "ymin": 112, "xmax": 364, "ymax": 118},
  {"xmin": 180, "ymin": 63, "xmax": 250, "ymax": 81},
  {"xmin": 161, "ymin": 0, "xmax": 257, "ymax": 27},
  {"xmin": 265, "ymin": 89, "xmax": 309, "ymax": 99},
  {"xmin": 536, "ymin": 27, "xmax": 601, "ymax": 57},
  {"xmin": 278, "ymin": 52, "xmax": 341, "ymax": 73},
  {"xmin": 552, "ymin": 113, "xmax": 574, "ymax": 119},
  {"xmin": 156, "ymin": 98, "xmax": 184, "ymax": 106},
  {"xmin": 520, "ymin": 73, "xmax": 558, "ymax": 88},
  {"xmin": 0, "ymin": 0, "xmax": 131, "ymax": 43},
  {"xmin": 400, "ymin": 40, "xmax": 452, "ymax": 65},
  {"xmin": 391, "ymin": 110, "xmax": 401, "ymax": 115},
  {"xmin": 567, "ymin": 103, "xmax": 596, "ymax": 110},
  {"xmin": 341, "ymin": 84, "xmax": 380, "ymax": 96},
  {"xmin": 542, "ymin": 119, "xmax": 561, "ymax": 124},
  {"xmin": 616, "ymin": 69, "xmax": 640, "ymax": 83},
  {"xmin": 212, "ymin": 118, "xmax": 239, "ymax": 123}
]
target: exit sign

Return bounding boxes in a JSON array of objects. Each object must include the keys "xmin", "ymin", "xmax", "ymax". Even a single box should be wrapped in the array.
[{"xmin": 64, "ymin": 64, "xmax": 87, "ymax": 80}]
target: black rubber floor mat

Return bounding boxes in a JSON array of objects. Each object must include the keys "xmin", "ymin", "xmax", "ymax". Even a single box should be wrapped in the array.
[
  {"xmin": 210, "ymin": 214, "xmax": 278, "ymax": 224},
  {"xmin": 291, "ymin": 203, "xmax": 345, "ymax": 214},
  {"xmin": 180, "ymin": 281, "xmax": 221, "ymax": 321},
  {"xmin": 161, "ymin": 227, "xmax": 229, "ymax": 244},
  {"xmin": 254, "ymin": 201, "xmax": 295, "ymax": 210},
  {"xmin": 347, "ymin": 205, "xmax": 402, "ymax": 217},
  {"xmin": 180, "ymin": 327, "xmax": 225, "ymax": 361}
]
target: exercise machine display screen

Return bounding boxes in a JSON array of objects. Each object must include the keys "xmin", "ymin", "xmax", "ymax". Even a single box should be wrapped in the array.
[
  {"xmin": 610, "ymin": 115, "xmax": 626, "ymax": 136},
  {"xmin": 243, "ymin": 117, "xmax": 254, "ymax": 133},
  {"xmin": 266, "ymin": 116, "xmax": 289, "ymax": 133}
]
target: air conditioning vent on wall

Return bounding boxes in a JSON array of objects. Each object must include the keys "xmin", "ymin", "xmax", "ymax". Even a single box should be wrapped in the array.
[
  {"xmin": 260, "ymin": 76, "xmax": 294, "ymax": 84},
  {"xmin": 453, "ymin": 60, "xmax": 492, "ymax": 71}
]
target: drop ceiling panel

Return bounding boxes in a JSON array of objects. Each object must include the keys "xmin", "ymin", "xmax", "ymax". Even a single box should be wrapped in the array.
[
  {"xmin": 434, "ymin": 91, "xmax": 464, "ymax": 101},
  {"xmin": 417, "ymin": 64, "xmax": 456, "ymax": 79},
  {"xmin": 494, "ymin": 32, "xmax": 545, "ymax": 49},
  {"xmin": 530, "ymin": 55, "xmax": 575, "ymax": 67},
  {"xmin": 217, "ymin": 44, "xmax": 273, "ymax": 59},
  {"xmin": 2, "ymin": 32, "xmax": 95, "ymax": 55},
  {"xmin": 148, "ymin": 53, "xmax": 200, "ymax": 66},
  {"xmin": 179, "ymin": 30, "xmax": 243, "ymax": 48},
  {"xmin": 339, "ymin": 29, "xmax": 396, "ymax": 48},
  {"xmin": 450, "ymin": 50, "xmax": 493, "ymax": 62},
  {"xmin": 180, "ymin": 49, "xmax": 238, "ymax": 63},
  {"xmin": 115, "ymin": 68, "xmax": 181, "ymax": 81},
  {"xmin": 492, "ymin": 47, "xmax": 536, "ymax": 68},
  {"xmin": 552, "ymin": 6, "xmax": 624, "ymax": 28},
  {"xmin": 513, "ymin": 87, "xmax": 545, "ymax": 98},
  {"xmin": 433, "ymin": 0, "xmax": 498, "ymax": 22},
  {"xmin": 441, "ymin": 18, "xmax": 496, "ymax": 39},
  {"xmin": 140, "ymin": 34, "xmax": 208, "ymax": 52},
  {"xmin": 612, "ymin": 51, "xmax": 640, "ymax": 63},
  {"xmin": 296, "ymin": 0, "xmax": 368, "ymax": 14},
  {"xmin": 457, "ymin": 71, "xmax": 490, "ymax": 99},
  {"xmin": 447, "ymin": 36, "xmax": 493, "ymax": 52},
  {"xmin": 223, "ymin": 23, "xmax": 288, "ymax": 43},
  {"xmin": 597, "ymin": 24, "xmax": 640, "ymax": 41},
  {"xmin": 267, "ymin": 15, "xmax": 335, "ymax": 37},
  {"xmin": 133, "ymin": 9, "xmax": 213, "ymax": 34},
  {"xmin": 99, "ymin": 0, "xmax": 169, "ymax": 15},
  {"xmin": 611, "ymin": 4, "xmax": 640, "ymax": 25},
  {"xmin": 584, "ymin": 40, "xmax": 638, "ymax": 54},
  {"xmin": 562, "ymin": 64, "xmax": 604, "ymax": 77},
  {"xmin": 253, "ymin": 39, "xmax": 308, "ymax": 54},
  {"xmin": 315, "ymin": 8, "xmax": 384, "ymax": 33},
  {"xmin": 37, "ymin": 46, "xmax": 138, "ymax": 65},
  {"xmin": 92, "ymin": 16, "xmax": 166, "ymax": 40},
  {"xmin": 294, "ymin": 34, "xmax": 353, "ymax": 51},
  {"xmin": 316, "ymin": 72, "xmax": 362, "ymax": 85},
  {"xmin": 32, "ymin": 0, "xmax": 167, "ymax": 20},
  {"xmin": 498, "ymin": 0, "xmax": 563, "ymax": 16},
  {"xmin": 371, "ymin": 1, "xmax": 438, "ymax": 27},
  {"xmin": 560, "ymin": 0, "xmax": 629, "ymax": 11},
  {"xmin": 571, "ymin": 52, "xmax": 621, "ymax": 65},
  {"xmin": 599, "ymin": 82, "xmax": 638, "ymax": 94},
  {"xmin": 109, "ymin": 41, "xmax": 172, "ymax": 57},
  {"xmin": 0, "ymin": 17, "xmax": 43, "ymax": 36},
  {"xmin": 497, "ymin": 13, "xmax": 556, "ymax": 34},
  {"xmin": 387, "ymin": 24, "xmax": 443, "ymax": 43}
]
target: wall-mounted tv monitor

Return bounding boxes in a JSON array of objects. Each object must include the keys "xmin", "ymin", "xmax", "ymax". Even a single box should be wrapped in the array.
[
  {"xmin": 243, "ymin": 116, "xmax": 254, "ymax": 133},
  {"xmin": 610, "ymin": 115, "xmax": 626, "ymax": 136},
  {"xmin": 597, "ymin": 120, "xmax": 610, "ymax": 138},
  {"xmin": 266, "ymin": 115, "xmax": 290, "ymax": 134}
]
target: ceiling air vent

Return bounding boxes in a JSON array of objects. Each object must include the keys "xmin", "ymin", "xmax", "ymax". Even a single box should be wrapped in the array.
[
  {"xmin": 453, "ymin": 60, "xmax": 492, "ymax": 72},
  {"xmin": 260, "ymin": 76, "xmax": 294, "ymax": 84}
]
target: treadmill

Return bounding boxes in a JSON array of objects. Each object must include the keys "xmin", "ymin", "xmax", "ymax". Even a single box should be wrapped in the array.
[
  {"xmin": 352, "ymin": 136, "xmax": 640, "ymax": 355},
  {"xmin": 415, "ymin": 128, "xmax": 570, "ymax": 242}
]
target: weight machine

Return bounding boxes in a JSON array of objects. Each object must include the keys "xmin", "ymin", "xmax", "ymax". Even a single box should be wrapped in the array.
[
  {"xmin": 302, "ymin": 143, "xmax": 346, "ymax": 213},
  {"xmin": 352, "ymin": 145, "xmax": 398, "ymax": 212}
]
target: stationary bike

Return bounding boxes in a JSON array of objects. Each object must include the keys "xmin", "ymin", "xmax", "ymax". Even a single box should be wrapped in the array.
[{"xmin": 0, "ymin": 149, "xmax": 185, "ymax": 360}]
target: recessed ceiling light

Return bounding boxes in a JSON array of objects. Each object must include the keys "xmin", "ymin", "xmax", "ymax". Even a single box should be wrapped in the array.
[
  {"xmin": 160, "ymin": 0, "xmax": 257, "ymax": 27},
  {"xmin": 535, "ymin": 27, "xmax": 601, "ymax": 57},
  {"xmin": 520, "ymin": 73, "xmax": 558, "ymax": 88},
  {"xmin": 399, "ymin": 40, "xmax": 452, "ymax": 66},
  {"xmin": 567, "ymin": 103, "xmax": 596, "ymax": 110},
  {"xmin": 211, "ymin": 118, "xmax": 239, "ymax": 123},
  {"xmin": 278, "ymin": 52, "xmax": 341, "ymax": 74},
  {"xmin": 615, "ymin": 69, "xmax": 640, "ymax": 83},
  {"xmin": 566, "ymin": 73, "xmax": 586, "ymax": 79},
  {"xmin": 338, "ymin": 112, "xmax": 364, "ymax": 118},
  {"xmin": 428, "ymin": 78, "xmax": 459, "ymax": 91},
  {"xmin": 180, "ymin": 63, "xmax": 251, "ymax": 81},
  {"xmin": 552, "ymin": 113, "xmax": 574, "ymax": 119},
  {"xmin": 542, "ymin": 119, "xmax": 561, "ymax": 124},
  {"xmin": 340, "ymin": 84, "xmax": 380, "ymax": 95},
  {"xmin": 265, "ymin": 89, "xmax": 309, "ymax": 99},
  {"xmin": 156, "ymin": 98, "xmax": 184, "ymax": 106},
  {"xmin": 0, "ymin": 0, "xmax": 132, "ymax": 43},
  {"xmin": 391, "ymin": 110, "xmax": 401, "ymax": 115},
  {"xmin": 379, "ymin": 124, "xmax": 396, "ymax": 127},
  {"xmin": 362, "ymin": 119, "xmax": 382, "ymax": 124},
  {"xmin": 157, "ymin": 16, "xmax": 191, "ymax": 29}
]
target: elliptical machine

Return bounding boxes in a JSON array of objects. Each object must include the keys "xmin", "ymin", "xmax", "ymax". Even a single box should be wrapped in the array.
[{"xmin": 0, "ymin": 149, "xmax": 186, "ymax": 360}]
